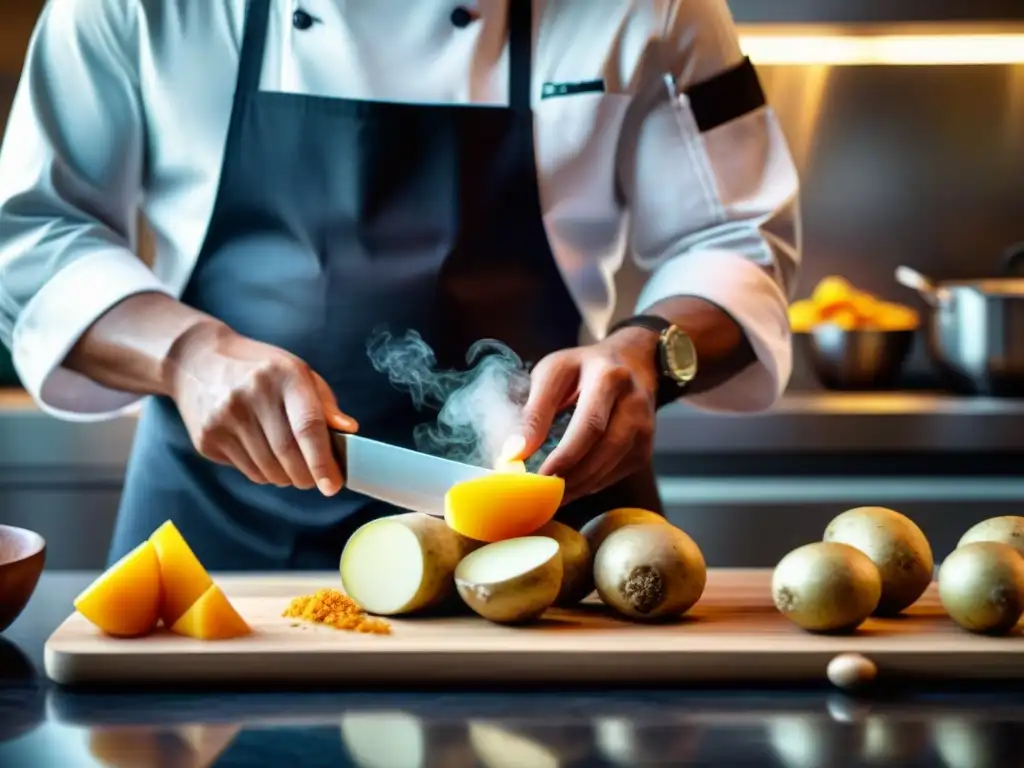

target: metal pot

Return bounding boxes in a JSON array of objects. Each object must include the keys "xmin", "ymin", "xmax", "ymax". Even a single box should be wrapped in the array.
[{"xmin": 895, "ymin": 243, "xmax": 1024, "ymax": 396}]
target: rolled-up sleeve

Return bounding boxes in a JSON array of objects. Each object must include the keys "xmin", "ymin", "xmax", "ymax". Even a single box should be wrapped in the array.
[
  {"xmin": 621, "ymin": 0, "xmax": 801, "ymax": 413},
  {"xmin": 0, "ymin": 0, "xmax": 172, "ymax": 421}
]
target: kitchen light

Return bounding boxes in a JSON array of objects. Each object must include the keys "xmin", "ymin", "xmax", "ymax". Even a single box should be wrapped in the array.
[{"xmin": 738, "ymin": 32, "xmax": 1024, "ymax": 66}]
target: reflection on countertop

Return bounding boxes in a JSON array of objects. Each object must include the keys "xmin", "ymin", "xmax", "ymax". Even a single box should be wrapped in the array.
[{"xmin": 1, "ymin": 574, "xmax": 1023, "ymax": 767}]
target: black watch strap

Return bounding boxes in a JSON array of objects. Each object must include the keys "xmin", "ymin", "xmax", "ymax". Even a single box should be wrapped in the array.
[
  {"xmin": 607, "ymin": 314, "xmax": 672, "ymax": 336},
  {"xmin": 608, "ymin": 315, "xmax": 690, "ymax": 408}
]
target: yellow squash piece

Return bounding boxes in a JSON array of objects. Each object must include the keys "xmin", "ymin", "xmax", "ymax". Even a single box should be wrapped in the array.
[
  {"xmin": 170, "ymin": 584, "xmax": 251, "ymax": 640},
  {"xmin": 445, "ymin": 473, "xmax": 565, "ymax": 542},
  {"xmin": 74, "ymin": 541, "xmax": 162, "ymax": 637},
  {"xmin": 150, "ymin": 520, "xmax": 214, "ymax": 627}
]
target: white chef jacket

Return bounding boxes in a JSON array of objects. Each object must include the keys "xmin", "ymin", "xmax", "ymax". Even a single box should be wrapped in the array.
[{"xmin": 0, "ymin": 0, "xmax": 800, "ymax": 422}]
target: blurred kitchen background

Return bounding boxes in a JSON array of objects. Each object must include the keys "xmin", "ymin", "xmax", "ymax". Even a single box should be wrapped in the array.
[{"xmin": 2, "ymin": 0, "xmax": 1024, "ymax": 570}]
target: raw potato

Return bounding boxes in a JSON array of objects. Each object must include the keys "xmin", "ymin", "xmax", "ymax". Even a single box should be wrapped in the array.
[
  {"xmin": 444, "ymin": 473, "xmax": 565, "ymax": 542},
  {"xmin": 958, "ymin": 516, "xmax": 1024, "ymax": 557},
  {"xmin": 149, "ymin": 519, "xmax": 214, "ymax": 627},
  {"xmin": 169, "ymin": 584, "xmax": 251, "ymax": 640},
  {"xmin": 593, "ymin": 523, "xmax": 706, "ymax": 622},
  {"xmin": 533, "ymin": 520, "xmax": 593, "ymax": 605},
  {"xmin": 938, "ymin": 541, "xmax": 1024, "ymax": 635},
  {"xmin": 454, "ymin": 536, "xmax": 562, "ymax": 624},
  {"xmin": 580, "ymin": 508, "xmax": 669, "ymax": 555},
  {"xmin": 823, "ymin": 506, "xmax": 933, "ymax": 615},
  {"xmin": 340, "ymin": 513, "xmax": 480, "ymax": 616},
  {"xmin": 772, "ymin": 542, "xmax": 882, "ymax": 633},
  {"xmin": 73, "ymin": 541, "xmax": 162, "ymax": 637}
]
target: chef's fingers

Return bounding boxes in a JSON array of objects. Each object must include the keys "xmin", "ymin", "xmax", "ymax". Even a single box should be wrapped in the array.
[
  {"xmin": 539, "ymin": 362, "xmax": 629, "ymax": 478},
  {"xmin": 561, "ymin": 404, "xmax": 634, "ymax": 503},
  {"xmin": 212, "ymin": 436, "xmax": 269, "ymax": 485},
  {"xmin": 519, "ymin": 354, "xmax": 579, "ymax": 459},
  {"xmin": 254, "ymin": 400, "xmax": 317, "ymax": 491},
  {"xmin": 285, "ymin": 375, "xmax": 344, "ymax": 496},
  {"xmin": 228, "ymin": 402, "xmax": 291, "ymax": 487},
  {"xmin": 313, "ymin": 373, "xmax": 359, "ymax": 433}
]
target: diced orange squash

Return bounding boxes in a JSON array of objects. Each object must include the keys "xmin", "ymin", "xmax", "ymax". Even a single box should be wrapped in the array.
[
  {"xmin": 170, "ymin": 584, "xmax": 251, "ymax": 640},
  {"xmin": 74, "ymin": 541, "xmax": 162, "ymax": 637},
  {"xmin": 149, "ymin": 520, "xmax": 213, "ymax": 626},
  {"xmin": 444, "ymin": 473, "xmax": 565, "ymax": 542}
]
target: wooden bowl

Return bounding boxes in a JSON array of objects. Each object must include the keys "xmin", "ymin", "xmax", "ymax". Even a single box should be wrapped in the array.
[{"xmin": 0, "ymin": 526, "xmax": 45, "ymax": 632}]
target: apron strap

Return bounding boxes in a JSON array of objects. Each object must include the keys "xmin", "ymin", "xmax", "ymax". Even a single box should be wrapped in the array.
[
  {"xmin": 236, "ymin": 0, "xmax": 273, "ymax": 98},
  {"xmin": 508, "ymin": 0, "xmax": 533, "ymax": 111}
]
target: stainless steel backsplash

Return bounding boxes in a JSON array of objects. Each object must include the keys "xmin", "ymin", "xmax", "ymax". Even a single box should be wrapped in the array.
[{"xmin": 758, "ymin": 63, "xmax": 1024, "ymax": 388}]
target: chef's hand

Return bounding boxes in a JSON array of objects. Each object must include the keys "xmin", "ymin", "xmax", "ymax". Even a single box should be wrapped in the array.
[
  {"xmin": 516, "ymin": 328, "xmax": 659, "ymax": 505},
  {"xmin": 166, "ymin": 322, "xmax": 357, "ymax": 495}
]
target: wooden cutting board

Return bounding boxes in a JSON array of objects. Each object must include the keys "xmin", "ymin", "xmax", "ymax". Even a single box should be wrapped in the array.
[{"xmin": 44, "ymin": 569, "xmax": 1024, "ymax": 686}]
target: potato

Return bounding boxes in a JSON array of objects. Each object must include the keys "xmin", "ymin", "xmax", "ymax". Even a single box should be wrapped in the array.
[
  {"xmin": 938, "ymin": 541, "xmax": 1024, "ymax": 635},
  {"xmin": 340, "ymin": 513, "xmax": 480, "ymax": 616},
  {"xmin": 772, "ymin": 542, "xmax": 882, "ymax": 633},
  {"xmin": 445, "ymin": 473, "xmax": 564, "ymax": 542},
  {"xmin": 454, "ymin": 536, "xmax": 562, "ymax": 624},
  {"xmin": 823, "ymin": 506, "xmax": 933, "ymax": 615},
  {"xmin": 580, "ymin": 508, "xmax": 669, "ymax": 555},
  {"xmin": 593, "ymin": 523, "xmax": 706, "ymax": 622},
  {"xmin": 532, "ymin": 520, "xmax": 593, "ymax": 605},
  {"xmin": 73, "ymin": 541, "xmax": 162, "ymax": 637},
  {"xmin": 957, "ymin": 516, "xmax": 1024, "ymax": 557}
]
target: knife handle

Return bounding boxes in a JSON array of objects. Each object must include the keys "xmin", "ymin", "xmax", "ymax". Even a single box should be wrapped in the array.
[{"xmin": 329, "ymin": 430, "xmax": 350, "ymax": 477}]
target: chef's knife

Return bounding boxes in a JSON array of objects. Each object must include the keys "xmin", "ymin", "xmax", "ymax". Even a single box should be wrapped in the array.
[{"xmin": 331, "ymin": 431, "xmax": 497, "ymax": 516}]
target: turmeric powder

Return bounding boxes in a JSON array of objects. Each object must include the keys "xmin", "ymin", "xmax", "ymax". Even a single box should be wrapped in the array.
[{"xmin": 282, "ymin": 589, "xmax": 391, "ymax": 635}]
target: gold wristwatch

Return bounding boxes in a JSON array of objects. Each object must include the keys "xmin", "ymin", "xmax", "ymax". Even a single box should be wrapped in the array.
[{"xmin": 608, "ymin": 314, "xmax": 698, "ymax": 407}]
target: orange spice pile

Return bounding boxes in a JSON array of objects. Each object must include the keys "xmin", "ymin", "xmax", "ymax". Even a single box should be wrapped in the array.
[{"xmin": 282, "ymin": 588, "xmax": 391, "ymax": 635}]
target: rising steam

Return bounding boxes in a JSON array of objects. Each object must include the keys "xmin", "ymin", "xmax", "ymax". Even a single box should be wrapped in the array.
[{"xmin": 366, "ymin": 328, "xmax": 568, "ymax": 470}]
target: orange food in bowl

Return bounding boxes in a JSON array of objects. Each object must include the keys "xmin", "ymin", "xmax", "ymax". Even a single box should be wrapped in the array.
[{"xmin": 789, "ymin": 276, "xmax": 920, "ymax": 333}]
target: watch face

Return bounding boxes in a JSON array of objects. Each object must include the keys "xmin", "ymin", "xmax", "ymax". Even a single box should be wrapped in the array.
[{"xmin": 663, "ymin": 327, "xmax": 698, "ymax": 383}]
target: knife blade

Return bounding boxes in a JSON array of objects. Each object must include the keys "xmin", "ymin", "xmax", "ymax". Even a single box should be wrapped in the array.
[{"xmin": 331, "ymin": 431, "xmax": 497, "ymax": 516}]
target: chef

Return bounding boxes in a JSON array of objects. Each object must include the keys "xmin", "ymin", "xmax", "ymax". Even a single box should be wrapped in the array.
[{"xmin": 0, "ymin": 0, "xmax": 799, "ymax": 570}]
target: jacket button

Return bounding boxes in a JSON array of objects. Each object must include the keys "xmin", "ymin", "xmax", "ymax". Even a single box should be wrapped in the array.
[
  {"xmin": 450, "ymin": 7, "xmax": 477, "ymax": 28},
  {"xmin": 292, "ymin": 10, "xmax": 314, "ymax": 30}
]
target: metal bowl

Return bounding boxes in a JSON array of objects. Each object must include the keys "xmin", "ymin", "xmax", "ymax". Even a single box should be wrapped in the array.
[{"xmin": 798, "ymin": 325, "xmax": 915, "ymax": 391}]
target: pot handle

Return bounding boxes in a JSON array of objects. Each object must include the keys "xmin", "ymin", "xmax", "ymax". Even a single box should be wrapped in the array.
[
  {"xmin": 894, "ymin": 265, "xmax": 938, "ymax": 306},
  {"xmin": 1000, "ymin": 242, "xmax": 1024, "ymax": 276}
]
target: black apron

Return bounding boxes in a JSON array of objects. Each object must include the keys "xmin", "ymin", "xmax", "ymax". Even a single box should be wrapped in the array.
[{"xmin": 109, "ymin": 0, "xmax": 662, "ymax": 570}]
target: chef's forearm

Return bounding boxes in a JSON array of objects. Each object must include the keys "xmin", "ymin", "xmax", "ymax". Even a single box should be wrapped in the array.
[
  {"xmin": 645, "ymin": 295, "xmax": 756, "ymax": 394},
  {"xmin": 63, "ymin": 293, "xmax": 225, "ymax": 397}
]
